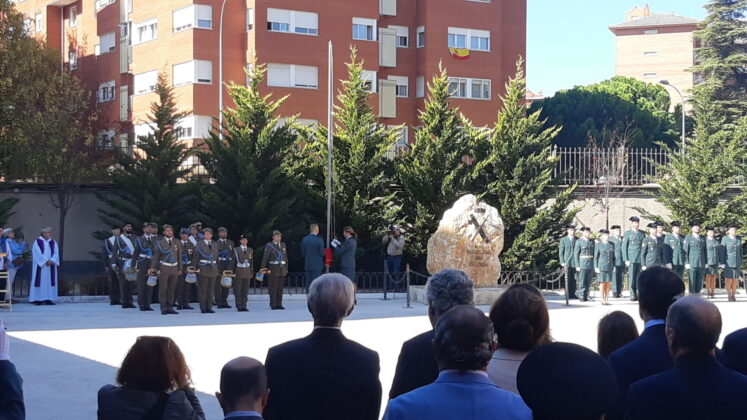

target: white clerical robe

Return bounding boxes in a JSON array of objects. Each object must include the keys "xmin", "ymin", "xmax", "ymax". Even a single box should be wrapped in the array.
[{"xmin": 29, "ymin": 236, "xmax": 60, "ymax": 302}]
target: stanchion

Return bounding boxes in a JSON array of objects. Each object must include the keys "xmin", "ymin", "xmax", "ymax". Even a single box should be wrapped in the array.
[
  {"xmin": 404, "ymin": 264, "xmax": 412, "ymax": 309},
  {"xmin": 382, "ymin": 259, "xmax": 389, "ymax": 301},
  {"xmin": 564, "ymin": 266, "xmax": 569, "ymax": 306}
]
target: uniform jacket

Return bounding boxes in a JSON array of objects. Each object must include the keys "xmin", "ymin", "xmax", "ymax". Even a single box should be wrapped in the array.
[
  {"xmin": 110, "ymin": 236, "xmax": 134, "ymax": 270},
  {"xmin": 132, "ymin": 235, "xmax": 156, "ymax": 270},
  {"xmin": 192, "ymin": 240, "xmax": 220, "ymax": 277},
  {"xmin": 301, "ymin": 234, "xmax": 326, "ymax": 271},
  {"xmin": 609, "ymin": 236, "xmax": 625, "ymax": 266},
  {"xmin": 104, "ymin": 237, "xmax": 118, "ymax": 267},
  {"xmin": 595, "ymin": 241, "xmax": 615, "ymax": 272},
  {"xmin": 558, "ymin": 235, "xmax": 577, "ymax": 267},
  {"xmin": 706, "ymin": 237, "xmax": 721, "ymax": 266},
  {"xmin": 573, "ymin": 237, "xmax": 595, "ymax": 270},
  {"xmin": 217, "ymin": 238, "xmax": 235, "ymax": 270},
  {"xmin": 664, "ymin": 233, "xmax": 686, "ymax": 266},
  {"xmin": 641, "ymin": 236, "xmax": 662, "ymax": 268},
  {"xmin": 261, "ymin": 241, "xmax": 288, "ymax": 277},
  {"xmin": 622, "ymin": 229, "xmax": 645, "ymax": 263},
  {"xmin": 232, "ymin": 246, "xmax": 254, "ymax": 278},
  {"xmin": 389, "ymin": 330, "xmax": 438, "ymax": 400},
  {"xmin": 179, "ymin": 239, "xmax": 195, "ymax": 268},
  {"xmin": 683, "ymin": 234, "xmax": 707, "ymax": 268},
  {"xmin": 721, "ymin": 236, "xmax": 743, "ymax": 268},
  {"xmin": 151, "ymin": 237, "xmax": 182, "ymax": 272},
  {"xmin": 334, "ymin": 237, "xmax": 357, "ymax": 269}
]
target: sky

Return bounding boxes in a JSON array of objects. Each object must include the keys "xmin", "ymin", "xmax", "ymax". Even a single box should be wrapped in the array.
[{"xmin": 527, "ymin": 0, "xmax": 707, "ymax": 96}]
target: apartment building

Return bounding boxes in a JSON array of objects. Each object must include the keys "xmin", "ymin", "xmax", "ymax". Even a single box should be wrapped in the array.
[{"xmin": 12, "ymin": 0, "xmax": 526, "ymax": 150}]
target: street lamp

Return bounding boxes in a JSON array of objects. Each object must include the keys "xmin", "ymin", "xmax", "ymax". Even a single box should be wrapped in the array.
[
  {"xmin": 218, "ymin": 0, "xmax": 230, "ymax": 141},
  {"xmin": 659, "ymin": 80, "xmax": 686, "ymax": 155}
]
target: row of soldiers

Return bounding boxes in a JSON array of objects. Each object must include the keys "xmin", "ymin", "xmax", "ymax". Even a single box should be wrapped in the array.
[
  {"xmin": 559, "ymin": 217, "xmax": 744, "ymax": 304},
  {"xmin": 103, "ymin": 222, "xmax": 289, "ymax": 314}
]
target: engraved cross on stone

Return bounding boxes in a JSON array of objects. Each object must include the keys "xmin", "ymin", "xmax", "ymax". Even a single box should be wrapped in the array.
[{"xmin": 469, "ymin": 208, "xmax": 491, "ymax": 243}]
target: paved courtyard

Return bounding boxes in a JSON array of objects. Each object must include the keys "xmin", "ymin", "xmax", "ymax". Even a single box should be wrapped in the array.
[{"xmin": 3, "ymin": 290, "xmax": 747, "ymax": 419}]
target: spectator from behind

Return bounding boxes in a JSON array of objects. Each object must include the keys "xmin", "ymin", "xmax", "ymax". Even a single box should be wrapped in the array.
[
  {"xmin": 518, "ymin": 342, "xmax": 617, "ymax": 420},
  {"xmin": 389, "ymin": 269, "xmax": 473, "ymax": 399},
  {"xmin": 384, "ymin": 306, "xmax": 531, "ymax": 420},
  {"xmin": 487, "ymin": 283, "xmax": 551, "ymax": 393},
  {"xmin": 216, "ymin": 357, "xmax": 268, "ymax": 420},
  {"xmin": 627, "ymin": 297, "xmax": 747, "ymax": 419},
  {"xmin": 606, "ymin": 266, "xmax": 684, "ymax": 420},
  {"xmin": 264, "ymin": 273, "xmax": 381, "ymax": 420},
  {"xmin": 597, "ymin": 311, "xmax": 639, "ymax": 359},
  {"xmin": 0, "ymin": 319, "xmax": 24, "ymax": 420},
  {"xmin": 97, "ymin": 336, "xmax": 205, "ymax": 420},
  {"xmin": 722, "ymin": 328, "xmax": 747, "ymax": 375}
]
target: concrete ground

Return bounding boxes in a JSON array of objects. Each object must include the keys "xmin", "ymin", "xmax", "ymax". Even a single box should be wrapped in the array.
[{"xmin": 3, "ymin": 290, "xmax": 747, "ymax": 420}]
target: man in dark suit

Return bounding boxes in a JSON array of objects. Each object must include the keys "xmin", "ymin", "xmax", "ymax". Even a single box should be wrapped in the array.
[
  {"xmin": 389, "ymin": 269, "xmax": 474, "ymax": 399},
  {"xmin": 264, "ymin": 273, "xmax": 381, "ymax": 420},
  {"xmin": 626, "ymin": 296, "xmax": 747, "ymax": 419},
  {"xmin": 606, "ymin": 266, "xmax": 685, "ymax": 420},
  {"xmin": 0, "ymin": 319, "xmax": 25, "ymax": 420},
  {"xmin": 216, "ymin": 357, "xmax": 268, "ymax": 420},
  {"xmin": 301, "ymin": 224, "xmax": 326, "ymax": 292}
]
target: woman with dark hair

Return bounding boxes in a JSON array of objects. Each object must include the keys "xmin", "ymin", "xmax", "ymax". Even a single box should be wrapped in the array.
[
  {"xmin": 487, "ymin": 283, "xmax": 551, "ymax": 393},
  {"xmin": 597, "ymin": 311, "xmax": 639, "ymax": 358},
  {"xmin": 97, "ymin": 336, "xmax": 205, "ymax": 420}
]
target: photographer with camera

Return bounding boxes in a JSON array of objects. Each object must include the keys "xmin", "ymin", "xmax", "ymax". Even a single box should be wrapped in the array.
[{"xmin": 383, "ymin": 225, "xmax": 405, "ymax": 288}]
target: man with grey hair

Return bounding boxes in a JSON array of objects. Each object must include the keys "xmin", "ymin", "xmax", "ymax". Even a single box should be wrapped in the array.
[
  {"xmin": 29, "ymin": 227, "xmax": 59, "ymax": 305},
  {"xmin": 389, "ymin": 269, "xmax": 474, "ymax": 399},
  {"xmin": 264, "ymin": 274, "xmax": 381, "ymax": 420},
  {"xmin": 627, "ymin": 296, "xmax": 747, "ymax": 419}
]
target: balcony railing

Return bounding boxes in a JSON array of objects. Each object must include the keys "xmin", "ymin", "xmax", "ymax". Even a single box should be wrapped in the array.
[{"xmin": 552, "ymin": 146, "xmax": 669, "ymax": 187}]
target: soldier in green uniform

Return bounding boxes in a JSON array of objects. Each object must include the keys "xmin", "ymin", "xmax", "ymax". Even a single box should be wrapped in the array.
[
  {"xmin": 574, "ymin": 227, "xmax": 595, "ymax": 302},
  {"xmin": 683, "ymin": 223, "xmax": 706, "ymax": 295},
  {"xmin": 664, "ymin": 221, "xmax": 686, "ymax": 278},
  {"xmin": 609, "ymin": 225, "xmax": 625, "ymax": 298},
  {"xmin": 622, "ymin": 216, "xmax": 646, "ymax": 301},
  {"xmin": 260, "ymin": 230, "xmax": 289, "ymax": 310},
  {"xmin": 232, "ymin": 234, "xmax": 254, "ymax": 312},
  {"xmin": 176, "ymin": 228, "xmax": 195, "ymax": 310},
  {"xmin": 150, "ymin": 224, "xmax": 182, "ymax": 315},
  {"xmin": 704, "ymin": 226, "xmax": 720, "ymax": 297},
  {"xmin": 594, "ymin": 229, "xmax": 614, "ymax": 305},
  {"xmin": 132, "ymin": 222, "xmax": 157, "ymax": 311},
  {"xmin": 721, "ymin": 224, "xmax": 743, "ymax": 302},
  {"xmin": 558, "ymin": 224, "xmax": 579, "ymax": 299},
  {"xmin": 641, "ymin": 223, "xmax": 662, "ymax": 270},
  {"xmin": 215, "ymin": 227, "xmax": 235, "ymax": 309},
  {"xmin": 192, "ymin": 227, "xmax": 220, "ymax": 313},
  {"xmin": 655, "ymin": 221, "xmax": 666, "ymax": 248}
]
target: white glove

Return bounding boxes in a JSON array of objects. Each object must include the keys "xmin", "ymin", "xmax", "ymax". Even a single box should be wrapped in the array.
[
  {"xmin": 561, "ymin": 263, "xmax": 567, "ymax": 268},
  {"xmin": 685, "ymin": 264, "xmax": 691, "ymax": 270},
  {"xmin": 576, "ymin": 267, "xmax": 581, "ymax": 272},
  {"xmin": 331, "ymin": 239, "xmax": 341, "ymax": 248},
  {"xmin": 666, "ymin": 264, "xmax": 672, "ymax": 269},
  {"xmin": 595, "ymin": 268, "xmax": 601, "ymax": 274},
  {"xmin": 642, "ymin": 266, "xmax": 647, "ymax": 271},
  {"xmin": 625, "ymin": 261, "xmax": 631, "ymax": 267},
  {"xmin": 0, "ymin": 319, "xmax": 9, "ymax": 361},
  {"xmin": 720, "ymin": 264, "xmax": 726, "ymax": 269}
]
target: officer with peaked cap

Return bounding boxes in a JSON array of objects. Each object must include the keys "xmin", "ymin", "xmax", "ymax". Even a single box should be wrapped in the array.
[
  {"xmin": 622, "ymin": 216, "xmax": 646, "ymax": 301},
  {"xmin": 559, "ymin": 224, "xmax": 579, "ymax": 299}
]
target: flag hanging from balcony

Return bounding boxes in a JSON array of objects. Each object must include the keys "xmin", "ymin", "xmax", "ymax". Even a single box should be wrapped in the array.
[{"xmin": 449, "ymin": 48, "xmax": 470, "ymax": 60}]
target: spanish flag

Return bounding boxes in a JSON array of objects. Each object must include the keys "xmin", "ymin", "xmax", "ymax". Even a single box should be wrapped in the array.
[{"xmin": 449, "ymin": 48, "xmax": 470, "ymax": 60}]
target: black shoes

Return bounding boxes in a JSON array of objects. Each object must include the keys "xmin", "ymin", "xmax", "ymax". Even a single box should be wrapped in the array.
[
  {"xmin": 278, "ymin": 306, "xmax": 285, "ymax": 310},
  {"xmin": 178, "ymin": 305, "xmax": 194, "ymax": 310},
  {"xmin": 569, "ymin": 295, "xmax": 579, "ymax": 300},
  {"xmin": 140, "ymin": 306, "xmax": 154, "ymax": 311},
  {"xmin": 110, "ymin": 301, "xmax": 121, "ymax": 306},
  {"xmin": 43, "ymin": 300, "xmax": 55, "ymax": 305},
  {"xmin": 33, "ymin": 301, "xmax": 43, "ymax": 306},
  {"xmin": 218, "ymin": 304, "xmax": 231, "ymax": 309},
  {"xmin": 238, "ymin": 307, "xmax": 249, "ymax": 312},
  {"xmin": 161, "ymin": 309, "xmax": 178, "ymax": 315},
  {"xmin": 122, "ymin": 304, "xmax": 136, "ymax": 309},
  {"xmin": 202, "ymin": 309, "xmax": 215, "ymax": 314}
]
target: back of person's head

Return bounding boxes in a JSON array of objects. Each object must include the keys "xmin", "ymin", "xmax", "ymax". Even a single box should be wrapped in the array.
[
  {"xmin": 597, "ymin": 311, "xmax": 639, "ymax": 358},
  {"xmin": 666, "ymin": 296, "xmax": 721, "ymax": 358},
  {"xmin": 722, "ymin": 328, "xmax": 747, "ymax": 375},
  {"xmin": 217, "ymin": 357, "xmax": 269, "ymax": 415},
  {"xmin": 426, "ymin": 269, "xmax": 474, "ymax": 326},
  {"xmin": 307, "ymin": 273, "xmax": 356, "ymax": 327},
  {"xmin": 518, "ymin": 342, "xmax": 617, "ymax": 420},
  {"xmin": 117, "ymin": 336, "xmax": 190, "ymax": 392},
  {"xmin": 638, "ymin": 267, "xmax": 684, "ymax": 321},
  {"xmin": 433, "ymin": 305, "xmax": 494, "ymax": 372},
  {"xmin": 489, "ymin": 283, "xmax": 551, "ymax": 352}
]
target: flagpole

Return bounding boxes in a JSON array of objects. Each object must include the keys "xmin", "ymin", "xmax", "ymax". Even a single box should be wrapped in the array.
[{"xmin": 326, "ymin": 40, "xmax": 334, "ymax": 273}]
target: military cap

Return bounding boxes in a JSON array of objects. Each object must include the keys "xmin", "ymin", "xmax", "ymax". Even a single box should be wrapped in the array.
[
  {"xmin": 218, "ymin": 227, "xmax": 228, "ymax": 233},
  {"xmin": 239, "ymin": 234, "xmax": 248, "ymax": 240},
  {"xmin": 272, "ymin": 230, "xmax": 282, "ymax": 236},
  {"xmin": 647, "ymin": 223, "xmax": 657, "ymax": 229},
  {"xmin": 690, "ymin": 222, "xmax": 701, "ymax": 227},
  {"xmin": 671, "ymin": 221, "xmax": 681, "ymax": 227},
  {"xmin": 655, "ymin": 221, "xmax": 664, "ymax": 227},
  {"xmin": 610, "ymin": 225, "xmax": 621, "ymax": 230},
  {"xmin": 706, "ymin": 226, "xmax": 715, "ymax": 231},
  {"xmin": 565, "ymin": 224, "xmax": 576, "ymax": 230},
  {"xmin": 147, "ymin": 222, "xmax": 158, "ymax": 229},
  {"xmin": 579, "ymin": 227, "xmax": 591, "ymax": 232},
  {"xmin": 111, "ymin": 226, "xmax": 120, "ymax": 230},
  {"xmin": 162, "ymin": 224, "xmax": 173, "ymax": 231},
  {"xmin": 727, "ymin": 223, "xmax": 739, "ymax": 229},
  {"xmin": 180, "ymin": 228, "xmax": 190, "ymax": 235},
  {"xmin": 599, "ymin": 229, "xmax": 609, "ymax": 234},
  {"xmin": 629, "ymin": 216, "xmax": 640, "ymax": 222},
  {"xmin": 202, "ymin": 227, "xmax": 214, "ymax": 234},
  {"xmin": 518, "ymin": 342, "xmax": 617, "ymax": 420}
]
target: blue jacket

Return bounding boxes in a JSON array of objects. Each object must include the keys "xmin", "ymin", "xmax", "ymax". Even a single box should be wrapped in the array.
[
  {"xmin": 0, "ymin": 360, "xmax": 25, "ymax": 420},
  {"xmin": 334, "ymin": 237, "xmax": 357, "ymax": 269},
  {"xmin": 607, "ymin": 323, "xmax": 672, "ymax": 420},
  {"xmin": 384, "ymin": 371, "xmax": 531, "ymax": 420},
  {"xmin": 301, "ymin": 234, "xmax": 325, "ymax": 271},
  {"xmin": 626, "ymin": 355, "xmax": 747, "ymax": 420},
  {"xmin": 7, "ymin": 240, "xmax": 26, "ymax": 269}
]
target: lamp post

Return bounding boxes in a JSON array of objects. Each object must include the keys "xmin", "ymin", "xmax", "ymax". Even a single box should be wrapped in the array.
[
  {"xmin": 218, "ymin": 0, "xmax": 229, "ymax": 141},
  {"xmin": 659, "ymin": 80, "xmax": 686, "ymax": 155}
]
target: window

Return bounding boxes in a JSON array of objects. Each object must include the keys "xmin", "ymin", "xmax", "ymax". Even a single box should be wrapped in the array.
[
  {"xmin": 643, "ymin": 72, "xmax": 657, "ymax": 78},
  {"xmin": 448, "ymin": 77, "xmax": 490, "ymax": 99},
  {"xmin": 448, "ymin": 27, "xmax": 490, "ymax": 51},
  {"xmin": 133, "ymin": 19, "xmax": 157, "ymax": 44},
  {"xmin": 266, "ymin": 8, "xmax": 318, "ymax": 35},
  {"xmin": 389, "ymin": 25, "xmax": 408, "ymax": 47},
  {"xmin": 388, "ymin": 76, "xmax": 408, "ymax": 97},
  {"xmin": 96, "ymin": 32, "xmax": 116, "ymax": 55},
  {"xmin": 393, "ymin": 126, "xmax": 408, "ymax": 146},
  {"xmin": 247, "ymin": 8, "xmax": 254, "ymax": 31},
  {"xmin": 175, "ymin": 126, "xmax": 193, "ymax": 140},
  {"xmin": 361, "ymin": 70, "xmax": 377, "ymax": 93},
  {"xmin": 97, "ymin": 129, "xmax": 115, "ymax": 149},
  {"xmin": 173, "ymin": 5, "xmax": 213, "ymax": 32},
  {"xmin": 35, "ymin": 13, "xmax": 43, "ymax": 32},
  {"xmin": 173, "ymin": 60, "xmax": 213, "ymax": 85},
  {"xmin": 643, "ymin": 51, "xmax": 658, "ymax": 57},
  {"xmin": 267, "ymin": 63, "xmax": 319, "ymax": 88},
  {"xmin": 23, "ymin": 18, "xmax": 32, "ymax": 34},
  {"xmin": 134, "ymin": 70, "xmax": 158, "ymax": 94},
  {"xmin": 120, "ymin": 21, "xmax": 130, "ymax": 38},
  {"xmin": 644, "ymin": 29, "xmax": 658, "ymax": 35},
  {"xmin": 69, "ymin": 6, "xmax": 77, "ymax": 27},
  {"xmin": 416, "ymin": 26, "xmax": 425, "ymax": 47},
  {"xmin": 352, "ymin": 17, "xmax": 376, "ymax": 41},
  {"xmin": 416, "ymin": 76, "xmax": 425, "ymax": 98},
  {"xmin": 69, "ymin": 50, "xmax": 78, "ymax": 70},
  {"xmin": 97, "ymin": 81, "xmax": 116, "ymax": 103}
]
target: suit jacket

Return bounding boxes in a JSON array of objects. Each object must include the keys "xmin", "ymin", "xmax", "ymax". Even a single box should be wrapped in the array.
[
  {"xmin": 626, "ymin": 355, "xmax": 747, "ymax": 420},
  {"xmin": 301, "ymin": 234, "xmax": 326, "ymax": 271},
  {"xmin": 383, "ymin": 371, "xmax": 532, "ymax": 420},
  {"xmin": 224, "ymin": 413, "xmax": 263, "ymax": 420},
  {"xmin": 389, "ymin": 329, "xmax": 439, "ymax": 399},
  {"xmin": 0, "ymin": 360, "xmax": 25, "ymax": 420},
  {"xmin": 192, "ymin": 240, "xmax": 220, "ymax": 277},
  {"xmin": 151, "ymin": 237, "xmax": 183, "ymax": 271},
  {"xmin": 260, "ymin": 242, "xmax": 288, "ymax": 277},
  {"xmin": 264, "ymin": 328, "xmax": 381, "ymax": 420},
  {"xmin": 334, "ymin": 237, "xmax": 357, "ymax": 269},
  {"xmin": 607, "ymin": 324, "xmax": 672, "ymax": 420}
]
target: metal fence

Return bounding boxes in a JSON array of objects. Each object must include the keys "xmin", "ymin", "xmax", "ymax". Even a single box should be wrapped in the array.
[{"xmin": 552, "ymin": 146, "xmax": 670, "ymax": 186}]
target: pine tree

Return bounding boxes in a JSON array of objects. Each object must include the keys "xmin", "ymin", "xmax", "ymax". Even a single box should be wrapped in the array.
[
  {"xmin": 196, "ymin": 65, "xmax": 312, "ymax": 246},
  {"xmin": 97, "ymin": 73, "xmax": 197, "ymax": 231},
  {"xmin": 469, "ymin": 62, "xmax": 579, "ymax": 271},
  {"xmin": 395, "ymin": 64, "xmax": 484, "ymax": 263},
  {"xmin": 691, "ymin": 0, "xmax": 747, "ymax": 122}
]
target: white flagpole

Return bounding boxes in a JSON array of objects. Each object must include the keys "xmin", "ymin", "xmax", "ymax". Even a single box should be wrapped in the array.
[{"xmin": 326, "ymin": 41, "xmax": 334, "ymax": 272}]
